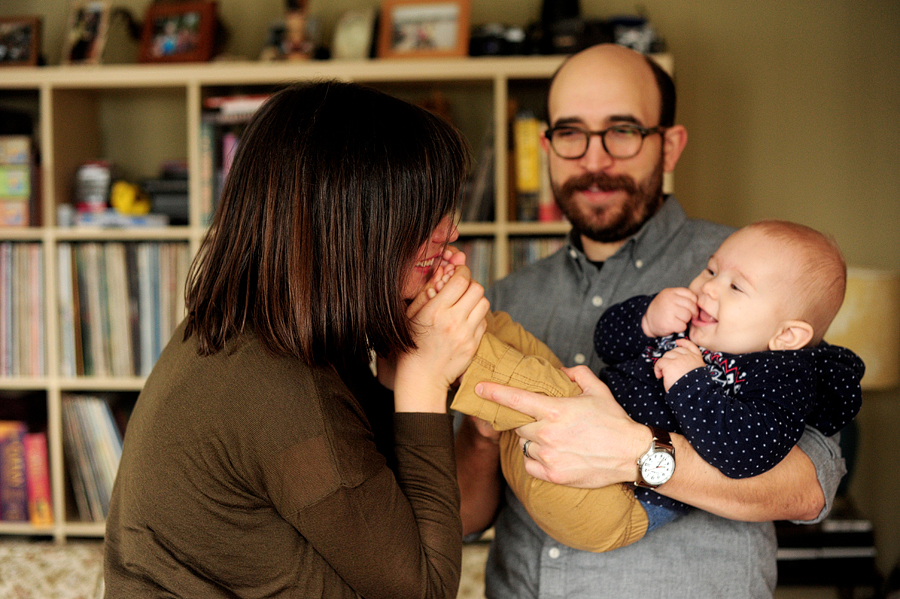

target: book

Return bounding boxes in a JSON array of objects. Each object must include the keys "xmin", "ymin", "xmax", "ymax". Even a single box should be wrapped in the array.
[
  {"xmin": 61, "ymin": 395, "xmax": 123, "ymax": 522},
  {"xmin": 537, "ymin": 134, "xmax": 564, "ymax": 222},
  {"xmin": 203, "ymin": 94, "xmax": 270, "ymax": 124},
  {"xmin": 0, "ymin": 243, "xmax": 10, "ymax": 376},
  {"xmin": 0, "ymin": 421, "xmax": 28, "ymax": 522},
  {"xmin": 125, "ymin": 244, "xmax": 142, "ymax": 376},
  {"xmin": 105, "ymin": 243, "xmax": 133, "ymax": 377},
  {"xmin": 58, "ymin": 243, "xmax": 78, "ymax": 377},
  {"xmin": 23, "ymin": 432, "xmax": 52, "ymax": 526},
  {"xmin": 513, "ymin": 111, "xmax": 542, "ymax": 222}
]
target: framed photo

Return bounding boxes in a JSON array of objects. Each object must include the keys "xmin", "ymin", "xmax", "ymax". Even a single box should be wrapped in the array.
[
  {"xmin": 378, "ymin": 0, "xmax": 470, "ymax": 59},
  {"xmin": 138, "ymin": 1, "xmax": 218, "ymax": 64},
  {"xmin": 332, "ymin": 8, "xmax": 377, "ymax": 60},
  {"xmin": 62, "ymin": 1, "xmax": 111, "ymax": 65},
  {"xmin": 0, "ymin": 17, "xmax": 41, "ymax": 67}
]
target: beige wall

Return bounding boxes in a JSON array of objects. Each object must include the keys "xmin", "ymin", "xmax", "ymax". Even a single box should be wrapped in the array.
[{"xmin": 4, "ymin": 0, "xmax": 900, "ymax": 578}]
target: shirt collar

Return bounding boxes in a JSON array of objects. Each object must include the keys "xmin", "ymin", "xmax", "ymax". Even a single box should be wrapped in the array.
[{"xmin": 565, "ymin": 195, "xmax": 687, "ymax": 267}]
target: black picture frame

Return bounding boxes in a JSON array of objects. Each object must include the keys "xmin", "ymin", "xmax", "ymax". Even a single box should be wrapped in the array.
[{"xmin": 0, "ymin": 17, "xmax": 41, "ymax": 67}]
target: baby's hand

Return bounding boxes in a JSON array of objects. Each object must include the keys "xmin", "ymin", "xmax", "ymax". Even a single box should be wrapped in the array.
[
  {"xmin": 653, "ymin": 338, "xmax": 704, "ymax": 391},
  {"xmin": 642, "ymin": 287, "xmax": 698, "ymax": 338}
]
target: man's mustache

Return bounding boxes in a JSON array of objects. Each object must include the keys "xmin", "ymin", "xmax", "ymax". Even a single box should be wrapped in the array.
[{"xmin": 561, "ymin": 172, "xmax": 638, "ymax": 197}]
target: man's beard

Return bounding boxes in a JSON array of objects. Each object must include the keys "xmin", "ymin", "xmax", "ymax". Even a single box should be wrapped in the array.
[{"xmin": 553, "ymin": 155, "xmax": 665, "ymax": 243}]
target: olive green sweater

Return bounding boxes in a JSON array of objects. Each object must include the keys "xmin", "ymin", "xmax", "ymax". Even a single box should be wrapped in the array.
[{"xmin": 104, "ymin": 322, "xmax": 461, "ymax": 598}]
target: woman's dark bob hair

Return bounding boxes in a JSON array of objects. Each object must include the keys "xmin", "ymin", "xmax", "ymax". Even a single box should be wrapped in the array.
[{"xmin": 184, "ymin": 80, "xmax": 470, "ymax": 367}]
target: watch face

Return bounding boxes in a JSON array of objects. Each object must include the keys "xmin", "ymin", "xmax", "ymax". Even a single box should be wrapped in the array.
[{"xmin": 641, "ymin": 451, "xmax": 675, "ymax": 485}]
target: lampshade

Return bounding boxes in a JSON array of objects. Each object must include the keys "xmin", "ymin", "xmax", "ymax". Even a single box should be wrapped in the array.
[{"xmin": 825, "ymin": 267, "xmax": 900, "ymax": 390}]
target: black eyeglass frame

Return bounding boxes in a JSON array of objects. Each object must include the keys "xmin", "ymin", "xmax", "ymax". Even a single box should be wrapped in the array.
[{"xmin": 543, "ymin": 123, "xmax": 666, "ymax": 160}]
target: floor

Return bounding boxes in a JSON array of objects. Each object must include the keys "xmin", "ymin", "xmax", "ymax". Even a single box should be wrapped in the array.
[
  {"xmin": 0, "ymin": 540, "xmax": 104, "ymax": 599},
  {"xmin": 0, "ymin": 539, "xmax": 879, "ymax": 599}
]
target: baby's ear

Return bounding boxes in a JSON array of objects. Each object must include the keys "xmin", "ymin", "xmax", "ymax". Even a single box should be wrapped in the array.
[{"xmin": 768, "ymin": 321, "xmax": 814, "ymax": 351}]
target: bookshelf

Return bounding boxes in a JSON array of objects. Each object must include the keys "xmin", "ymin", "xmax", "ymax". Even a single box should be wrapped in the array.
[{"xmin": 0, "ymin": 54, "xmax": 669, "ymax": 542}]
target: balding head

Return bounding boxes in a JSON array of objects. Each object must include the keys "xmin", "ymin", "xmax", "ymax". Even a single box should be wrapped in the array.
[{"xmin": 548, "ymin": 44, "xmax": 673, "ymax": 130}]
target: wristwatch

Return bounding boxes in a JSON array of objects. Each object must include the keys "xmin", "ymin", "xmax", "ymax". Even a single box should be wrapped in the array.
[{"xmin": 635, "ymin": 426, "xmax": 675, "ymax": 488}]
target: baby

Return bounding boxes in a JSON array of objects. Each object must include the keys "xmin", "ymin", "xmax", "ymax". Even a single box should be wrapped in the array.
[{"xmin": 451, "ymin": 220, "xmax": 864, "ymax": 552}]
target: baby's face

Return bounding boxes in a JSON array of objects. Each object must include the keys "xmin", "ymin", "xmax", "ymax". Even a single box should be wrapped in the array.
[{"xmin": 686, "ymin": 227, "xmax": 797, "ymax": 354}]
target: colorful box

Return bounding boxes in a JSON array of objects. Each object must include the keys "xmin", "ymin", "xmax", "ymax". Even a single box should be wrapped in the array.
[
  {"xmin": 0, "ymin": 136, "xmax": 31, "ymax": 166},
  {"xmin": 0, "ymin": 199, "xmax": 28, "ymax": 226},
  {"xmin": 0, "ymin": 165, "xmax": 29, "ymax": 197}
]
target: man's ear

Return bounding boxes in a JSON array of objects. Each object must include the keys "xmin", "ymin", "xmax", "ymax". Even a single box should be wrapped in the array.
[
  {"xmin": 662, "ymin": 125, "xmax": 688, "ymax": 172},
  {"xmin": 768, "ymin": 320, "xmax": 815, "ymax": 351},
  {"xmin": 540, "ymin": 123, "xmax": 551, "ymax": 155}
]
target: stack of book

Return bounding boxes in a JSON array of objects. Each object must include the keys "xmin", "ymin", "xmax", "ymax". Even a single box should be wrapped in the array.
[
  {"xmin": 57, "ymin": 241, "xmax": 190, "ymax": 378},
  {"xmin": 61, "ymin": 395, "xmax": 123, "ymax": 522},
  {"xmin": 0, "ymin": 242, "xmax": 44, "ymax": 377},
  {"xmin": 0, "ymin": 135, "xmax": 37, "ymax": 227},
  {"xmin": 0, "ymin": 421, "xmax": 52, "ymax": 526}
]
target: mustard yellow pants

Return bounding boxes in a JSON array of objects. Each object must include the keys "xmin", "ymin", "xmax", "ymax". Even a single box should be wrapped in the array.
[{"xmin": 452, "ymin": 311, "xmax": 648, "ymax": 552}]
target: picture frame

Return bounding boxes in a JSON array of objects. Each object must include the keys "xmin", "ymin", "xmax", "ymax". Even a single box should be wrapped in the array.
[
  {"xmin": 0, "ymin": 17, "xmax": 41, "ymax": 67},
  {"xmin": 62, "ymin": 1, "xmax": 111, "ymax": 65},
  {"xmin": 138, "ymin": 1, "xmax": 218, "ymax": 64},
  {"xmin": 332, "ymin": 8, "xmax": 377, "ymax": 60},
  {"xmin": 378, "ymin": 0, "xmax": 470, "ymax": 59}
]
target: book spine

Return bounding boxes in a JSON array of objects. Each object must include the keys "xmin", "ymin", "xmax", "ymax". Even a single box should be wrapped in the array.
[
  {"xmin": 513, "ymin": 111, "xmax": 542, "ymax": 222},
  {"xmin": 0, "ymin": 421, "xmax": 29, "ymax": 521},
  {"xmin": 24, "ymin": 432, "xmax": 52, "ymax": 526},
  {"xmin": 199, "ymin": 118, "xmax": 215, "ymax": 225},
  {"xmin": 0, "ymin": 243, "xmax": 8, "ymax": 376},
  {"xmin": 58, "ymin": 243, "xmax": 77, "ymax": 377}
]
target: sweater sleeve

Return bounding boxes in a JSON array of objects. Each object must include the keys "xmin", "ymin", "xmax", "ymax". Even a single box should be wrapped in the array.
[
  {"xmin": 272, "ymin": 374, "xmax": 461, "ymax": 599},
  {"xmin": 594, "ymin": 295, "xmax": 656, "ymax": 365},
  {"xmin": 664, "ymin": 352, "xmax": 815, "ymax": 478}
]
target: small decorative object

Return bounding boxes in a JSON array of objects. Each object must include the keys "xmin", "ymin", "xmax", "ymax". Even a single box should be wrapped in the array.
[
  {"xmin": 138, "ymin": 1, "xmax": 218, "ymax": 63},
  {"xmin": 281, "ymin": 0, "xmax": 313, "ymax": 60},
  {"xmin": 332, "ymin": 8, "xmax": 377, "ymax": 60},
  {"xmin": 0, "ymin": 17, "xmax": 41, "ymax": 67},
  {"xmin": 378, "ymin": 0, "xmax": 471, "ymax": 59},
  {"xmin": 62, "ymin": 1, "xmax": 111, "ymax": 64},
  {"xmin": 259, "ymin": 0, "xmax": 316, "ymax": 62},
  {"xmin": 74, "ymin": 161, "xmax": 112, "ymax": 214}
]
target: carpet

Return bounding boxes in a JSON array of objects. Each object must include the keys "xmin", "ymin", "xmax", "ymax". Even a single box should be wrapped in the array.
[{"xmin": 0, "ymin": 541, "xmax": 104, "ymax": 599}]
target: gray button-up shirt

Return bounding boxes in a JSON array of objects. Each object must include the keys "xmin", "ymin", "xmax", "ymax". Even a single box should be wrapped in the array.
[{"xmin": 483, "ymin": 197, "xmax": 845, "ymax": 599}]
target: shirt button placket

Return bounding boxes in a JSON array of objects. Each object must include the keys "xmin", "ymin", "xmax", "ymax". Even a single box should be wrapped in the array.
[{"xmin": 539, "ymin": 543, "xmax": 566, "ymax": 599}]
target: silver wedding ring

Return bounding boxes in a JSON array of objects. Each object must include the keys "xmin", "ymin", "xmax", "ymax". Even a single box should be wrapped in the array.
[{"xmin": 522, "ymin": 440, "xmax": 533, "ymax": 460}]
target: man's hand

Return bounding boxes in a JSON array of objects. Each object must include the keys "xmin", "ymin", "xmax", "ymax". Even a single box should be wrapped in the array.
[{"xmin": 475, "ymin": 366, "xmax": 650, "ymax": 488}]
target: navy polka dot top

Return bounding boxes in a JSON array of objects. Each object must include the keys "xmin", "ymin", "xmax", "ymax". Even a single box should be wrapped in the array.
[{"xmin": 595, "ymin": 294, "xmax": 864, "ymax": 480}]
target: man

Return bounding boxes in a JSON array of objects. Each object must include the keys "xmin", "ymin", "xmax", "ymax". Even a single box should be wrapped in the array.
[{"xmin": 455, "ymin": 43, "xmax": 845, "ymax": 598}]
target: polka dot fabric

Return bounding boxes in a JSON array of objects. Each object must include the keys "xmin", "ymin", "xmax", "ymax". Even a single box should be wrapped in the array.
[{"xmin": 595, "ymin": 294, "xmax": 864, "ymax": 512}]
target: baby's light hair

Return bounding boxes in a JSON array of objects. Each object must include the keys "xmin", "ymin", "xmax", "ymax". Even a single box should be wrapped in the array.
[{"xmin": 745, "ymin": 220, "xmax": 846, "ymax": 345}]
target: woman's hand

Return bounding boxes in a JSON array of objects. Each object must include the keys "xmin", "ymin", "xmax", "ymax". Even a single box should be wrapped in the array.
[{"xmin": 394, "ymin": 260, "xmax": 490, "ymax": 413}]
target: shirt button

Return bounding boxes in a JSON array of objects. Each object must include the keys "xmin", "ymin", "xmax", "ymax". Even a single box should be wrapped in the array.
[
  {"xmin": 569, "ymin": 248, "xmax": 578, "ymax": 259},
  {"xmin": 591, "ymin": 295, "xmax": 603, "ymax": 307},
  {"xmin": 635, "ymin": 259, "xmax": 644, "ymax": 268},
  {"xmin": 548, "ymin": 547, "xmax": 561, "ymax": 559},
  {"xmin": 574, "ymin": 353, "xmax": 586, "ymax": 364}
]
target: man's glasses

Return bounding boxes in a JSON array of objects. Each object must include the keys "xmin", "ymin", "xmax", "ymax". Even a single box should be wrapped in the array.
[{"xmin": 544, "ymin": 123, "xmax": 665, "ymax": 160}]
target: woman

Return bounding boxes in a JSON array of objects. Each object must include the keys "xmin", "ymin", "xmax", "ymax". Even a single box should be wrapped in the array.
[{"xmin": 104, "ymin": 81, "xmax": 489, "ymax": 598}]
